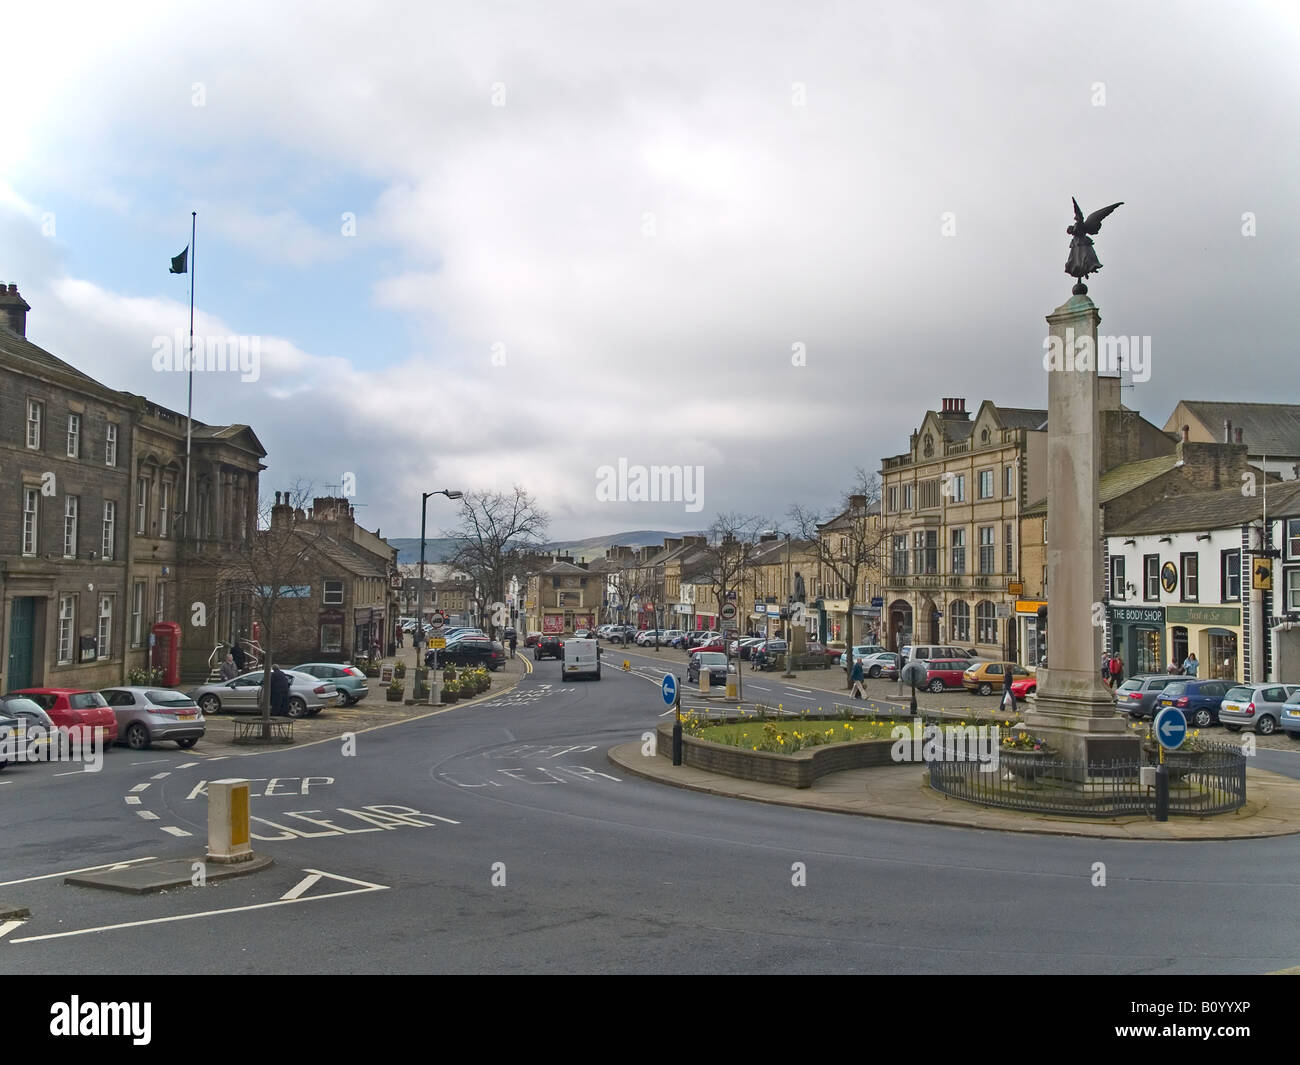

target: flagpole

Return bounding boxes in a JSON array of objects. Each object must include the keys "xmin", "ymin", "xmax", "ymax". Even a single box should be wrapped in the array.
[{"xmin": 184, "ymin": 210, "xmax": 195, "ymax": 538}]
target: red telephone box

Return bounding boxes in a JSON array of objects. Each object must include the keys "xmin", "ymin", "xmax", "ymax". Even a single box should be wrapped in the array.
[{"xmin": 150, "ymin": 622, "xmax": 182, "ymax": 687}]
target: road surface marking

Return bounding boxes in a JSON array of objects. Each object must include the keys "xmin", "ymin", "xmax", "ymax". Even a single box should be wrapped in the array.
[
  {"xmin": 53, "ymin": 770, "xmax": 84, "ymax": 777},
  {"xmin": 150, "ymin": 772, "xmax": 171, "ymax": 780},
  {"xmin": 176, "ymin": 762, "xmax": 199, "ymax": 769},
  {"xmin": 129, "ymin": 783, "xmax": 151, "ymax": 793},
  {"xmin": 280, "ymin": 872, "xmax": 323, "ymax": 900},
  {"xmin": 787, "ymin": 687, "xmax": 814, "ymax": 694},
  {"xmin": 124, "ymin": 796, "xmax": 142, "ymax": 805},
  {"xmin": 11, "ymin": 870, "xmax": 388, "ymax": 944},
  {"xmin": 136, "ymin": 811, "xmax": 160, "ymax": 821},
  {"xmin": 130, "ymin": 759, "xmax": 169, "ymax": 767},
  {"xmin": 160, "ymin": 826, "xmax": 192, "ymax": 838},
  {"xmin": 0, "ymin": 857, "xmax": 158, "ymax": 888},
  {"xmin": 0, "ymin": 921, "xmax": 24, "ymax": 941},
  {"xmin": 748, "ymin": 684, "xmax": 771, "ymax": 691}
]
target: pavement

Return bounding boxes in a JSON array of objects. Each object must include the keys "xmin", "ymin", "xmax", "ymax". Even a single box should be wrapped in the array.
[
  {"xmin": 608, "ymin": 741, "xmax": 1300, "ymax": 840},
  {"xmin": 187, "ymin": 646, "xmax": 530, "ymax": 757}
]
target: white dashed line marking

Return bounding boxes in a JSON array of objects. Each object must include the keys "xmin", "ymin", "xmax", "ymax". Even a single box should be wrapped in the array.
[
  {"xmin": 160, "ymin": 826, "xmax": 192, "ymax": 838},
  {"xmin": 124, "ymin": 796, "xmax": 142, "ymax": 806},
  {"xmin": 129, "ymin": 783, "xmax": 151, "ymax": 793},
  {"xmin": 137, "ymin": 811, "xmax": 160, "ymax": 821}
]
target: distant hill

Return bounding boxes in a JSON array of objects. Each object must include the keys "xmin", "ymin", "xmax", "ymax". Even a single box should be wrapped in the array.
[{"xmin": 387, "ymin": 530, "xmax": 703, "ymax": 565}]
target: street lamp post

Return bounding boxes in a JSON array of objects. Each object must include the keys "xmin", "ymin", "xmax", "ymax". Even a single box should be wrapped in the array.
[{"xmin": 419, "ymin": 489, "xmax": 463, "ymax": 704}]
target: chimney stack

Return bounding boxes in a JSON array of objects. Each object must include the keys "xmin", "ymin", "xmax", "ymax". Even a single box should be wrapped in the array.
[
  {"xmin": 1235, "ymin": 428, "xmax": 1244, "ymax": 444},
  {"xmin": 0, "ymin": 283, "xmax": 30, "ymax": 337},
  {"xmin": 1181, "ymin": 425, "xmax": 1190, "ymax": 443},
  {"xmin": 1224, "ymin": 419, "xmax": 1232, "ymax": 443}
]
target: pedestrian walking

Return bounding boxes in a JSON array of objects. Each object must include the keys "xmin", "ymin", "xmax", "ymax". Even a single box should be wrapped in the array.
[
  {"xmin": 849, "ymin": 658, "xmax": 866, "ymax": 700},
  {"xmin": 220, "ymin": 653, "xmax": 238, "ymax": 681},
  {"xmin": 270, "ymin": 666, "xmax": 290, "ymax": 716},
  {"xmin": 230, "ymin": 639, "xmax": 247, "ymax": 673},
  {"xmin": 508, "ymin": 632, "xmax": 518, "ymax": 659},
  {"xmin": 1183, "ymin": 652, "xmax": 1199, "ymax": 677},
  {"xmin": 396, "ymin": 626, "xmax": 404, "ymax": 649},
  {"xmin": 1002, "ymin": 667, "xmax": 1017, "ymax": 715},
  {"xmin": 1108, "ymin": 654, "xmax": 1123, "ymax": 686}
]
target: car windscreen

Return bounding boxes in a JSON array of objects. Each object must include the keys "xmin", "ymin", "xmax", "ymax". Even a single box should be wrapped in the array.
[
  {"xmin": 69, "ymin": 692, "xmax": 108, "ymax": 709},
  {"xmin": 146, "ymin": 690, "xmax": 199, "ymax": 708},
  {"xmin": 1223, "ymin": 687, "xmax": 1252, "ymax": 701},
  {"xmin": 697, "ymin": 653, "xmax": 727, "ymax": 666},
  {"xmin": 1, "ymin": 697, "xmax": 48, "ymax": 717},
  {"xmin": 1162, "ymin": 682, "xmax": 1188, "ymax": 697},
  {"xmin": 1117, "ymin": 681, "xmax": 1140, "ymax": 693}
]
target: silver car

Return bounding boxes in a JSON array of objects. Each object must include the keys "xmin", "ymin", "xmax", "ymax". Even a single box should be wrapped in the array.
[
  {"xmin": 1218, "ymin": 683, "xmax": 1300, "ymax": 736},
  {"xmin": 0, "ymin": 696, "xmax": 58, "ymax": 764},
  {"xmin": 100, "ymin": 687, "xmax": 206, "ymax": 750},
  {"xmin": 188, "ymin": 669, "xmax": 339, "ymax": 719}
]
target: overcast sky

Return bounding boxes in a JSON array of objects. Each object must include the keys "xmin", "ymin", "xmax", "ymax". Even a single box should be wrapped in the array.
[{"xmin": 2, "ymin": 1, "xmax": 1296, "ymax": 540}]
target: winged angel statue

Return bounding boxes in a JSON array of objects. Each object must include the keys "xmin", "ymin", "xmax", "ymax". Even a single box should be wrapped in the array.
[{"xmin": 1065, "ymin": 197, "xmax": 1123, "ymax": 293}]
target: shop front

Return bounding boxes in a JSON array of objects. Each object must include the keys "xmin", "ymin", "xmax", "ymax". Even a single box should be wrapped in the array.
[
  {"xmin": 1015, "ymin": 600, "xmax": 1047, "ymax": 667},
  {"xmin": 1109, "ymin": 605, "xmax": 1166, "ymax": 677},
  {"xmin": 1164, "ymin": 605, "xmax": 1241, "ymax": 681}
]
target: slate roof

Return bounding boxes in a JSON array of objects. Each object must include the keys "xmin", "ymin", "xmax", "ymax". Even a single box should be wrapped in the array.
[
  {"xmin": 1175, "ymin": 401, "xmax": 1300, "ymax": 456},
  {"xmin": 0, "ymin": 323, "xmax": 130, "ymax": 400},
  {"xmin": 1022, "ymin": 452, "xmax": 1182, "ymax": 515},
  {"xmin": 994, "ymin": 406, "xmax": 1049, "ymax": 431},
  {"xmin": 1106, "ymin": 485, "xmax": 1265, "ymax": 536}
]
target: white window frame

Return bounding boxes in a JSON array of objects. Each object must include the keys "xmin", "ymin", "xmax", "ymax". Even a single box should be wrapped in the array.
[
  {"xmin": 97, "ymin": 595, "xmax": 113, "ymax": 659},
  {"xmin": 978, "ymin": 469, "xmax": 994, "ymax": 499},
  {"xmin": 132, "ymin": 581, "xmax": 145, "ymax": 648},
  {"xmin": 23, "ymin": 487, "xmax": 39, "ymax": 555},
  {"xmin": 66, "ymin": 413, "xmax": 80, "ymax": 458},
  {"xmin": 159, "ymin": 481, "xmax": 170, "ymax": 539},
  {"xmin": 952, "ymin": 474, "xmax": 965, "ymax": 502},
  {"xmin": 1004, "ymin": 465, "xmax": 1015, "ymax": 498},
  {"xmin": 155, "ymin": 581, "xmax": 166, "ymax": 623},
  {"xmin": 102, "ymin": 500, "xmax": 115, "ymax": 560},
  {"xmin": 63, "ymin": 495, "xmax": 79, "ymax": 558},
  {"xmin": 136, "ymin": 477, "xmax": 149, "ymax": 534},
  {"xmin": 26, "ymin": 399, "xmax": 43, "ymax": 449},
  {"xmin": 1111, "ymin": 555, "xmax": 1126, "ymax": 600},
  {"xmin": 323, "ymin": 580, "xmax": 344, "ymax": 606},
  {"xmin": 58, "ymin": 594, "xmax": 75, "ymax": 664},
  {"xmin": 951, "ymin": 528, "xmax": 966, "ymax": 575},
  {"xmin": 1286, "ymin": 568, "xmax": 1300, "ymax": 613},
  {"xmin": 978, "ymin": 525, "xmax": 995, "ymax": 574},
  {"xmin": 105, "ymin": 423, "xmax": 118, "ymax": 467}
]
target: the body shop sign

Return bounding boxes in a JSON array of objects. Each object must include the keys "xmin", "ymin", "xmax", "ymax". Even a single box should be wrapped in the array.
[{"xmin": 1110, "ymin": 606, "xmax": 1165, "ymax": 625}]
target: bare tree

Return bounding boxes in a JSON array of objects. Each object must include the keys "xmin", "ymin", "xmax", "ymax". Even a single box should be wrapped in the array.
[
  {"xmin": 216, "ymin": 481, "xmax": 324, "ymax": 736},
  {"xmin": 789, "ymin": 470, "xmax": 892, "ymax": 689},
  {"xmin": 692, "ymin": 512, "xmax": 768, "ymax": 624},
  {"xmin": 445, "ymin": 487, "xmax": 549, "ymax": 639}
]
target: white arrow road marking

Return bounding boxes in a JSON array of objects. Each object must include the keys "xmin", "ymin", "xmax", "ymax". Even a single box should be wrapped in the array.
[
  {"xmin": 10, "ymin": 869, "xmax": 388, "ymax": 944},
  {"xmin": 0, "ymin": 921, "xmax": 24, "ymax": 941},
  {"xmin": 0, "ymin": 858, "xmax": 158, "ymax": 888}
]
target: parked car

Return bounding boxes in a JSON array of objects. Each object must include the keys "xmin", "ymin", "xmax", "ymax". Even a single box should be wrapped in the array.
[
  {"xmin": 751, "ymin": 639, "xmax": 788, "ymax": 670},
  {"xmin": 524, "ymin": 632, "xmax": 543, "ymax": 647},
  {"xmin": 694, "ymin": 636, "xmax": 728, "ymax": 654},
  {"xmin": 1151, "ymin": 679, "xmax": 1233, "ymax": 729},
  {"xmin": 729, "ymin": 637, "xmax": 764, "ymax": 659},
  {"xmin": 6, "ymin": 688, "xmax": 119, "ymax": 747},
  {"xmin": 562, "ymin": 638, "xmax": 601, "ymax": 681},
  {"xmin": 188, "ymin": 670, "xmax": 338, "ymax": 718},
  {"xmin": 99, "ymin": 687, "xmax": 206, "ymax": 750},
  {"xmin": 534, "ymin": 635, "xmax": 564, "ymax": 660},
  {"xmin": 1218, "ymin": 683, "xmax": 1300, "ymax": 735},
  {"xmin": 901, "ymin": 644, "xmax": 974, "ymax": 664},
  {"xmin": 837, "ymin": 644, "xmax": 888, "ymax": 668},
  {"xmin": 1010, "ymin": 675, "xmax": 1038, "ymax": 699},
  {"xmin": 1116, "ymin": 675, "xmax": 1185, "ymax": 720},
  {"xmin": 1281, "ymin": 695, "xmax": 1300, "ymax": 740},
  {"xmin": 916, "ymin": 659, "xmax": 972, "ymax": 693},
  {"xmin": 855, "ymin": 651, "xmax": 900, "ymax": 679},
  {"xmin": 688, "ymin": 651, "xmax": 733, "ymax": 687},
  {"xmin": 572, "ymin": 629, "xmax": 596, "ymax": 640},
  {"xmin": 606, "ymin": 627, "xmax": 637, "ymax": 645},
  {"xmin": 0, "ymin": 696, "xmax": 56, "ymax": 763},
  {"xmin": 962, "ymin": 661, "xmax": 1033, "ymax": 696},
  {"xmin": 292, "ymin": 663, "xmax": 370, "ymax": 706},
  {"xmin": 428, "ymin": 638, "xmax": 506, "ymax": 671}
]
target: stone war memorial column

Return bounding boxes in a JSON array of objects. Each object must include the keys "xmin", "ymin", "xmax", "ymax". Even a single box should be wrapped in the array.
[{"xmin": 1025, "ymin": 292, "xmax": 1137, "ymax": 766}]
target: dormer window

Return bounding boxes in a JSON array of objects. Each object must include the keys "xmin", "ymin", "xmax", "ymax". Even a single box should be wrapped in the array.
[{"xmin": 980, "ymin": 428, "xmax": 991, "ymax": 444}]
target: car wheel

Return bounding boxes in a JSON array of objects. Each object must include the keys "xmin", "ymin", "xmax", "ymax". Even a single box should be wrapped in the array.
[
  {"xmin": 1225, "ymin": 724, "xmax": 1241, "ymax": 732},
  {"xmin": 929, "ymin": 679, "xmax": 945, "ymax": 693},
  {"xmin": 287, "ymin": 697, "xmax": 309, "ymax": 719},
  {"xmin": 978, "ymin": 683, "xmax": 992, "ymax": 696},
  {"xmin": 199, "ymin": 695, "xmax": 221, "ymax": 715},
  {"xmin": 337, "ymin": 692, "xmax": 353, "ymax": 707},
  {"xmin": 1193, "ymin": 708, "xmax": 1213, "ymax": 728},
  {"xmin": 124, "ymin": 722, "xmax": 150, "ymax": 751},
  {"xmin": 868, "ymin": 666, "xmax": 881, "ymax": 678},
  {"xmin": 176, "ymin": 737, "xmax": 198, "ymax": 749},
  {"xmin": 1257, "ymin": 715, "xmax": 1277, "ymax": 736}
]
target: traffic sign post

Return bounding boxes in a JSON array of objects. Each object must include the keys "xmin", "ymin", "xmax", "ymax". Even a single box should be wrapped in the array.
[
  {"xmin": 662, "ymin": 673, "xmax": 682, "ymax": 766},
  {"xmin": 428, "ymin": 614, "xmax": 445, "ymax": 705},
  {"xmin": 1152, "ymin": 707, "xmax": 1186, "ymax": 822}
]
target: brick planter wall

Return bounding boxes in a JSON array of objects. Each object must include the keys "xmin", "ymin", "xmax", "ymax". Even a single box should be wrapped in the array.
[{"xmin": 656, "ymin": 721, "xmax": 899, "ymax": 789}]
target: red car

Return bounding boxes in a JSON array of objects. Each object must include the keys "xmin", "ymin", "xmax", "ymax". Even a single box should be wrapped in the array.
[
  {"xmin": 1010, "ymin": 676, "xmax": 1037, "ymax": 699},
  {"xmin": 917, "ymin": 659, "xmax": 970, "ymax": 693},
  {"xmin": 693, "ymin": 637, "xmax": 728, "ymax": 653},
  {"xmin": 7, "ymin": 688, "xmax": 119, "ymax": 746}
]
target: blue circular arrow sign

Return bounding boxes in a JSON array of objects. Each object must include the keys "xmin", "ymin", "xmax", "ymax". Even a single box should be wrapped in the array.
[
  {"xmin": 661, "ymin": 673, "xmax": 678, "ymax": 707},
  {"xmin": 1154, "ymin": 707, "xmax": 1187, "ymax": 750}
]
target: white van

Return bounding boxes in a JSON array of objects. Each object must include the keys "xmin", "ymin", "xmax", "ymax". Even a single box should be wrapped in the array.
[{"xmin": 562, "ymin": 638, "xmax": 601, "ymax": 681}]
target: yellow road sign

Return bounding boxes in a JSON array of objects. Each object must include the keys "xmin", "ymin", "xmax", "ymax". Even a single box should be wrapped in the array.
[{"xmin": 431, "ymin": 637, "xmax": 447, "ymax": 649}]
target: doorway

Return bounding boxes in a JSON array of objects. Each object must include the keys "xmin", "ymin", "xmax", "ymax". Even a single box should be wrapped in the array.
[{"xmin": 7, "ymin": 597, "xmax": 36, "ymax": 691}]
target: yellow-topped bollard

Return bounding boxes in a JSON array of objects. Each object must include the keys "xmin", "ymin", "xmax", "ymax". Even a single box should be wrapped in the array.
[{"xmin": 207, "ymin": 779, "xmax": 254, "ymax": 864}]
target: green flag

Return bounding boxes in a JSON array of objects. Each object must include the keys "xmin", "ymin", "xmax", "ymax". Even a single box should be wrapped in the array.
[{"xmin": 170, "ymin": 246, "xmax": 188, "ymax": 274}]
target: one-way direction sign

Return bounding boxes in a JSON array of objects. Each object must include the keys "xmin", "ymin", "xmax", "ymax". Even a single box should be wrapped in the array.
[{"xmin": 1154, "ymin": 707, "xmax": 1187, "ymax": 750}]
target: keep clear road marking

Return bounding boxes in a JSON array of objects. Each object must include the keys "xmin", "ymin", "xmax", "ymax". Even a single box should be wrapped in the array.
[
  {"xmin": 10, "ymin": 869, "xmax": 389, "ymax": 945},
  {"xmin": 0, "ymin": 857, "xmax": 158, "ymax": 888}
]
